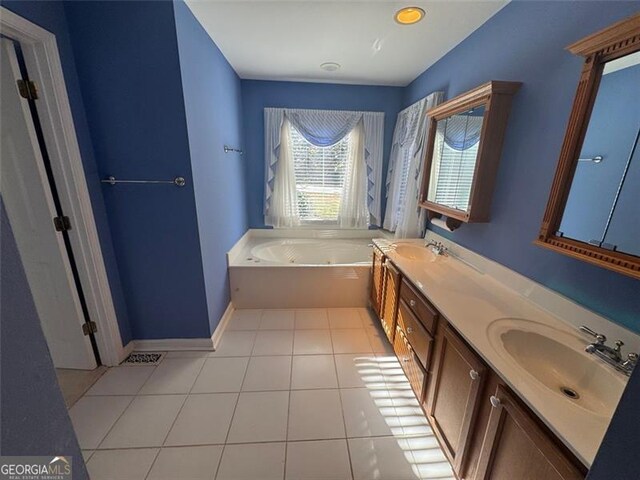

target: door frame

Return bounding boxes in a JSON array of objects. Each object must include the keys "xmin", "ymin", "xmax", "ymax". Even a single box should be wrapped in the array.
[{"xmin": 1, "ymin": 7, "xmax": 128, "ymax": 366}]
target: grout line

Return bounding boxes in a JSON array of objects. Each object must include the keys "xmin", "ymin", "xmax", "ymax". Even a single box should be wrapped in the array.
[
  {"xmin": 213, "ymin": 349, "xmax": 253, "ymax": 480},
  {"xmin": 332, "ymin": 353, "xmax": 356, "ymax": 480},
  {"xmin": 283, "ymin": 341, "xmax": 296, "ymax": 480}
]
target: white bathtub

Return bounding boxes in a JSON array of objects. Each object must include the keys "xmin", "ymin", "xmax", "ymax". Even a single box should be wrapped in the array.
[{"xmin": 228, "ymin": 229, "xmax": 388, "ymax": 308}]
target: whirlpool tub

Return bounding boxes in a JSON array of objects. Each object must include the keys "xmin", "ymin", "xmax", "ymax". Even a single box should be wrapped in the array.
[{"xmin": 227, "ymin": 229, "xmax": 387, "ymax": 308}]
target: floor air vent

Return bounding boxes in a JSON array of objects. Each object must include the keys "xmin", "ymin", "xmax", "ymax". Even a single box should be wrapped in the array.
[{"xmin": 121, "ymin": 352, "xmax": 165, "ymax": 366}]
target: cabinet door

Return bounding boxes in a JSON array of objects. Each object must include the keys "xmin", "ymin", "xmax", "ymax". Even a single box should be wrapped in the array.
[
  {"xmin": 475, "ymin": 384, "xmax": 584, "ymax": 480},
  {"xmin": 380, "ymin": 260, "xmax": 400, "ymax": 342},
  {"xmin": 426, "ymin": 324, "xmax": 486, "ymax": 474},
  {"xmin": 393, "ymin": 325, "xmax": 426, "ymax": 401},
  {"xmin": 370, "ymin": 247, "xmax": 384, "ymax": 316}
]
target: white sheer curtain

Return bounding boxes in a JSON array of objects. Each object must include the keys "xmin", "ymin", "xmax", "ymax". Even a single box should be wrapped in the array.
[
  {"xmin": 338, "ymin": 120, "xmax": 368, "ymax": 228},
  {"xmin": 265, "ymin": 118, "xmax": 299, "ymax": 228},
  {"xmin": 264, "ymin": 107, "xmax": 384, "ymax": 226},
  {"xmin": 384, "ymin": 91, "xmax": 443, "ymax": 238}
]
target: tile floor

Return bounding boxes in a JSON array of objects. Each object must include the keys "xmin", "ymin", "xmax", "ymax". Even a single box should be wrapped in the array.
[{"xmin": 71, "ymin": 308, "xmax": 454, "ymax": 480}]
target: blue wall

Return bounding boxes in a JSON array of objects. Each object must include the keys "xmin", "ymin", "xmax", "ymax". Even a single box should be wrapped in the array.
[
  {"xmin": 174, "ymin": 1, "xmax": 248, "ymax": 333},
  {"xmin": 64, "ymin": 1, "xmax": 211, "ymax": 339},
  {"xmin": 241, "ymin": 80, "xmax": 404, "ymax": 228},
  {"xmin": 560, "ymin": 65, "xmax": 640, "ymax": 247},
  {"xmin": 2, "ymin": 0, "xmax": 133, "ymax": 344},
  {"xmin": 0, "ymin": 200, "xmax": 88, "ymax": 478},
  {"xmin": 405, "ymin": 1, "xmax": 640, "ymax": 333}
]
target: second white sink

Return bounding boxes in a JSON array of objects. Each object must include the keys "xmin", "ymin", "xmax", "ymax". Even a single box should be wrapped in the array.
[
  {"xmin": 488, "ymin": 318, "xmax": 626, "ymax": 417},
  {"xmin": 391, "ymin": 243, "xmax": 436, "ymax": 262}
]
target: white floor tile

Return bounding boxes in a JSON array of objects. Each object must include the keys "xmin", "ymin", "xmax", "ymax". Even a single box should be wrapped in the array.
[
  {"xmin": 164, "ymin": 393, "xmax": 238, "ymax": 446},
  {"xmin": 335, "ymin": 354, "xmax": 385, "ymax": 389},
  {"xmin": 100, "ymin": 395, "xmax": 186, "ymax": 448},
  {"xmin": 293, "ymin": 329, "xmax": 333, "ymax": 355},
  {"xmin": 288, "ymin": 389, "xmax": 345, "ymax": 441},
  {"xmin": 86, "ymin": 448, "xmax": 158, "ymax": 480},
  {"xmin": 81, "ymin": 450, "xmax": 94, "ymax": 461},
  {"xmin": 69, "ymin": 395, "xmax": 133, "ymax": 449},
  {"xmin": 328, "ymin": 308, "xmax": 366, "ymax": 329},
  {"xmin": 227, "ymin": 309, "xmax": 262, "ymax": 331},
  {"xmin": 210, "ymin": 331, "xmax": 257, "ymax": 357},
  {"xmin": 260, "ymin": 309, "xmax": 295, "ymax": 330},
  {"xmin": 86, "ymin": 366, "xmax": 155, "ymax": 396},
  {"xmin": 227, "ymin": 391, "xmax": 289, "ymax": 443},
  {"xmin": 252, "ymin": 330, "xmax": 294, "ymax": 356},
  {"xmin": 242, "ymin": 356, "xmax": 291, "ymax": 391},
  {"xmin": 348, "ymin": 436, "xmax": 422, "ymax": 480},
  {"xmin": 359, "ymin": 308, "xmax": 378, "ymax": 328},
  {"xmin": 191, "ymin": 357, "xmax": 249, "ymax": 393},
  {"xmin": 366, "ymin": 325, "xmax": 394, "ymax": 354},
  {"xmin": 139, "ymin": 358, "xmax": 205, "ymax": 395},
  {"xmin": 147, "ymin": 445, "xmax": 223, "ymax": 480},
  {"xmin": 216, "ymin": 443, "xmax": 286, "ymax": 480},
  {"xmin": 295, "ymin": 309, "xmax": 329, "ymax": 329},
  {"xmin": 340, "ymin": 388, "xmax": 398, "ymax": 438},
  {"xmin": 331, "ymin": 329, "xmax": 374, "ymax": 354},
  {"xmin": 291, "ymin": 355, "xmax": 337, "ymax": 390},
  {"xmin": 285, "ymin": 439, "xmax": 352, "ymax": 480},
  {"xmin": 402, "ymin": 435, "xmax": 455, "ymax": 479}
]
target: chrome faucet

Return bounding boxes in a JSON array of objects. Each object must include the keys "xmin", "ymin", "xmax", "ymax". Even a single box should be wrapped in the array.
[
  {"xmin": 580, "ymin": 325, "xmax": 638, "ymax": 376},
  {"xmin": 425, "ymin": 240, "xmax": 448, "ymax": 256}
]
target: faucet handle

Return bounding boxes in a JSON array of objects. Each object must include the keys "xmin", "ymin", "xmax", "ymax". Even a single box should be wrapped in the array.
[
  {"xmin": 579, "ymin": 325, "xmax": 606, "ymax": 344},
  {"xmin": 614, "ymin": 340, "xmax": 624, "ymax": 353},
  {"xmin": 626, "ymin": 352, "xmax": 639, "ymax": 365}
]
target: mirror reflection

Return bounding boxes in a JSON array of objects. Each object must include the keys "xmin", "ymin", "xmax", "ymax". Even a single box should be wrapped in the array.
[
  {"xmin": 559, "ymin": 52, "xmax": 640, "ymax": 257},
  {"xmin": 427, "ymin": 106, "xmax": 486, "ymax": 212}
]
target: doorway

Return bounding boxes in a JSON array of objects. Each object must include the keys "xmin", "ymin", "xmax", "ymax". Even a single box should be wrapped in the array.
[{"xmin": 1, "ymin": 36, "xmax": 99, "ymax": 370}]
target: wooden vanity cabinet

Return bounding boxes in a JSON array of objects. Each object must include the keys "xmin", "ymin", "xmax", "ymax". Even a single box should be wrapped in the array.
[
  {"xmin": 380, "ymin": 260, "xmax": 401, "ymax": 343},
  {"xmin": 472, "ymin": 382, "xmax": 586, "ymax": 480},
  {"xmin": 370, "ymin": 246, "xmax": 385, "ymax": 316},
  {"xmin": 425, "ymin": 322, "xmax": 487, "ymax": 475},
  {"xmin": 393, "ymin": 325, "xmax": 426, "ymax": 400}
]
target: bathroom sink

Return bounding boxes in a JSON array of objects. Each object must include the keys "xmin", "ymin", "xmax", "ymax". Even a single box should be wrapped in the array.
[
  {"xmin": 488, "ymin": 318, "xmax": 626, "ymax": 416},
  {"xmin": 391, "ymin": 244, "xmax": 435, "ymax": 262}
]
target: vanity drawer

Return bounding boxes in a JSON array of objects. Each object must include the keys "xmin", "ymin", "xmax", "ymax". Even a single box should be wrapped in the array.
[
  {"xmin": 400, "ymin": 278, "xmax": 438, "ymax": 336},
  {"xmin": 393, "ymin": 326, "xmax": 426, "ymax": 401},
  {"xmin": 397, "ymin": 299, "xmax": 434, "ymax": 370}
]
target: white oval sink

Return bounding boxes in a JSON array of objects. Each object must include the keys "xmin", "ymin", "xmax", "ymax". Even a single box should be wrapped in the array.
[
  {"xmin": 391, "ymin": 244, "xmax": 435, "ymax": 262},
  {"xmin": 488, "ymin": 318, "xmax": 626, "ymax": 417}
]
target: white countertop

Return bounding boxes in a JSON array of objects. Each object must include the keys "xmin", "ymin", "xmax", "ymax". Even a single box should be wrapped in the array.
[{"xmin": 373, "ymin": 236, "xmax": 632, "ymax": 467}]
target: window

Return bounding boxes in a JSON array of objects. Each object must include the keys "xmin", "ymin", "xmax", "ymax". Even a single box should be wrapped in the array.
[{"xmin": 290, "ymin": 125, "xmax": 356, "ymax": 224}]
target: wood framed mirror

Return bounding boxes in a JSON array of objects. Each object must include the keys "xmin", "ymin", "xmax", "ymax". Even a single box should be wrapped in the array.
[
  {"xmin": 536, "ymin": 13, "xmax": 640, "ymax": 279},
  {"xmin": 419, "ymin": 81, "xmax": 521, "ymax": 229}
]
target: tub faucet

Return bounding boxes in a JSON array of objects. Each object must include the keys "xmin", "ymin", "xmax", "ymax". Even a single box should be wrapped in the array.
[
  {"xmin": 580, "ymin": 325, "xmax": 638, "ymax": 376},
  {"xmin": 425, "ymin": 240, "xmax": 448, "ymax": 256}
]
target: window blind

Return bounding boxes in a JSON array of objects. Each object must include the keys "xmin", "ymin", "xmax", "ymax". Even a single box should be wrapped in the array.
[{"xmin": 290, "ymin": 125, "xmax": 352, "ymax": 223}]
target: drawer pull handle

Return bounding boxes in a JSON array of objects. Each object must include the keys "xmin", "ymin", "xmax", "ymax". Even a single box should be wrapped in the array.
[
  {"xmin": 406, "ymin": 327, "xmax": 413, "ymax": 334},
  {"xmin": 490, "ymin": 396, "xmax": 501, "ymax": 408},
  {"xmin": 409, "ymin": 300, "xmax": 416, "ymax": 308},
  {"xmin": 469, "ymin": 369, "xmax": 480, "ymax": 381},
  {"xmin": 403, "ymin": 358, "xmax": 410, "ymax": 363}
]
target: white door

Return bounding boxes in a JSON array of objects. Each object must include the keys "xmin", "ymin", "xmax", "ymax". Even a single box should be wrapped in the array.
[{"xmin": 0, "ymin": 38, "xmax": 97, "ymax": 370}]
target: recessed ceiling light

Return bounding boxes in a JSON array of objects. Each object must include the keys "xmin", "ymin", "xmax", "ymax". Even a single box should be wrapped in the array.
[
  {"xmin": 320, "ymin": 62, "xmax": 341, "ymax": 72},
  {"xmin": 394, "ymin": 6, "xmax": 425, "ymax": 25}
]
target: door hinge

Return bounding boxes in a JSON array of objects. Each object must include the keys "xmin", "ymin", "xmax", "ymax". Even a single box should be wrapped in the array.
[
  {"xmin": 53, "ymin": 215, "xmax": 72, "ymax": 232},
  {"xmin": 17, "ymin": 79, "xmax": 39, "ymax": 100},
  {"xmin": 82, "ymin": 321, "xmax": 98, "ymax": 336}
]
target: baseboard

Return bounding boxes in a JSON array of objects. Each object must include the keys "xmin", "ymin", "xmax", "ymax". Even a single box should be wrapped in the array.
[
  {"xmin": 211, "ymin": 302, "xmax": 234, "ymax": 350},
  {"xmin": 130, "ymin": 302, "xmax": 234, "ymax": 353},
  {"xmin": 132, "ymin": 337, "xmax": 214, "ymax": 352}
]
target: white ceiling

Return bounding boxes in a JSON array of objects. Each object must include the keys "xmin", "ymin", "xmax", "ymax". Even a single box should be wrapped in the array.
[{"xmin": 185, "ymin": 1, "xmax": 509, "ymax": 87}]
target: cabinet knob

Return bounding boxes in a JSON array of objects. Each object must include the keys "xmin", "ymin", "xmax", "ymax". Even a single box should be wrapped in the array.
[
  {"xmin": 409, "ymin": 300, "xmax": 416, "ymax": 308},
  {"xmin": 490, "ymin": 396, "xmax": 501, "ymax": 408},
  {"xmin": 406, "ymin": 326, "xmax": 413, "ymax": 334},
  {"xmin": 403, "ymin": 357, "xmax": 410, "ymax": 363},
  {"xmin": 469, "ymin": 369, "xmax": 480, "ymax": 381}
]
